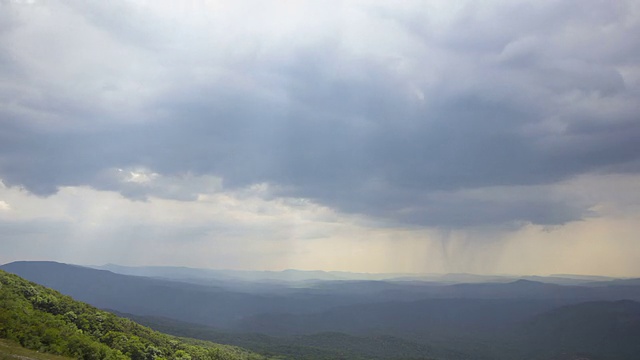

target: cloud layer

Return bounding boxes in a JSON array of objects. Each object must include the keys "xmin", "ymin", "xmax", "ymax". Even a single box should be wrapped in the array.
[{"xmin": 1, "ymin": 0, "xmax": 640, "ymax": 274}]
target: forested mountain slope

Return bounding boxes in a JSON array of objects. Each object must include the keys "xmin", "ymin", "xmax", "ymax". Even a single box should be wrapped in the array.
[{"xmin": 0, "ymin": 270, "xmax": 272, "ymax": 360}]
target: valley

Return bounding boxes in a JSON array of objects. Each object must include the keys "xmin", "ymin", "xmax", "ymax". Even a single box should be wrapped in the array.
[{"xmin": 2, "ymin": 261, "xmax": 640, "ymax": 359}]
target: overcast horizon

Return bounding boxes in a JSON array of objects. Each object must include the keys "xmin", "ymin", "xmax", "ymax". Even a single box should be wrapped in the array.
[{"xmin": 1, "ymin": 0, "xmax": 640, "ymax": 276}]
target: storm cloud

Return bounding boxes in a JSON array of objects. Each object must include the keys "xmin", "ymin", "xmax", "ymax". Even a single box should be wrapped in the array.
[{"xmin": 1, "ymin": 0, "xmax": 639, "ymax": 232}]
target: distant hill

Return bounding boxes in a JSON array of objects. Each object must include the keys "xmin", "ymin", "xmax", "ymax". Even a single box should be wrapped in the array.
[
  {"xmin": 91, "ymin": 264, "xmax": 623, "ymax": 285},
  {"xmin": 4, "ymin": 261, "xmax": 640, "ymax": 360},
  {"xmin": 515, "ymin": 300, "xmax": 640, "ymax": 359},
  {"xmin": 121, "ymin": 299, "xmax": 640, "ymax": 360},
  {"xmin": 3, "ymin": 261, "xmax": 640, "ymax": 331},
  {"xmin": 90, "ymin": 264, "xmax": 393, "ymax": 282},
  {"xmin": 230, "ymin": 297, "xmax": 563, "ymax": 336},
  {"xmin": 113, "ymin": 312, "xmax": 455, "ymax": 360},
  {"xmin": 0, "ymin": 269, "xmax": 271, "ymax": 360},
  {"xmin": 0, "ymin": 261, "xmax": 361, "ymax": 327}
]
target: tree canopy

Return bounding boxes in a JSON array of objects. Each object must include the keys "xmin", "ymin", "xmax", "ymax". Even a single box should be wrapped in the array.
[{"xmin": 0, "ymin": 270, "xmax": 275, "ymax": 360}]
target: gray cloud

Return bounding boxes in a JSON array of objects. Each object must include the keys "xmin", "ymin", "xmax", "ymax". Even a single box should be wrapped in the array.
[{"xmin": 1, "ymin": 0, "xmax": 639, "ymax": 228}]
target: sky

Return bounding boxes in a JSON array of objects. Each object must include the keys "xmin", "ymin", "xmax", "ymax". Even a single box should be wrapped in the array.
[{"xmin": 1, "ymin": 0, "xmax": 640, "ymax": 276}]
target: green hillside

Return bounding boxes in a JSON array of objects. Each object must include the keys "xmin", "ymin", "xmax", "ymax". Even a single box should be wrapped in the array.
[
  {"xmin": 0, "ymin": 270, "xmax": 274, "ymax": 360},
  {"xmin": 0, "ymin": 338, "xmax": 74, "ymax": 360}
]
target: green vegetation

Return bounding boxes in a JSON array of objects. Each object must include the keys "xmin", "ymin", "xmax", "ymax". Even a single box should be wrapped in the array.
[
  {"xmin": 0, "ymin": 338, "xmax": 73, "ymax": 360},
  {"xmin": 120, "ymin": 314, "xmax": 440, "ymax": 360},
  {"xmin": 0, "ymin": 270, "xmax": 274, "ymax": 360}
]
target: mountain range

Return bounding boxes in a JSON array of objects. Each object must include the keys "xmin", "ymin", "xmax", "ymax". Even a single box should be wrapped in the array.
[{"xmin": 3, "ymin": 261, "xmax": 640, "ymax": 360}]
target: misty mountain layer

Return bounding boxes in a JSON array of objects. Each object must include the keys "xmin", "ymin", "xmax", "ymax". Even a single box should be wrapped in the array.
[{"xmin": 3, "ymin": 261, "xmax": 640, "ymax": 360}]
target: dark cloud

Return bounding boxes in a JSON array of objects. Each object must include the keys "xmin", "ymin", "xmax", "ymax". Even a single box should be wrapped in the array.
[{"xmin": 1, "ymin": 0, "xmax": 639, "ymax": 228}]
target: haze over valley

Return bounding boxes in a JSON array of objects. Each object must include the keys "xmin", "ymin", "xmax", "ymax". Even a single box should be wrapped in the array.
[{"xmin": 3, "ymin": 261, "xmax": 640, "ymax": 359}]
